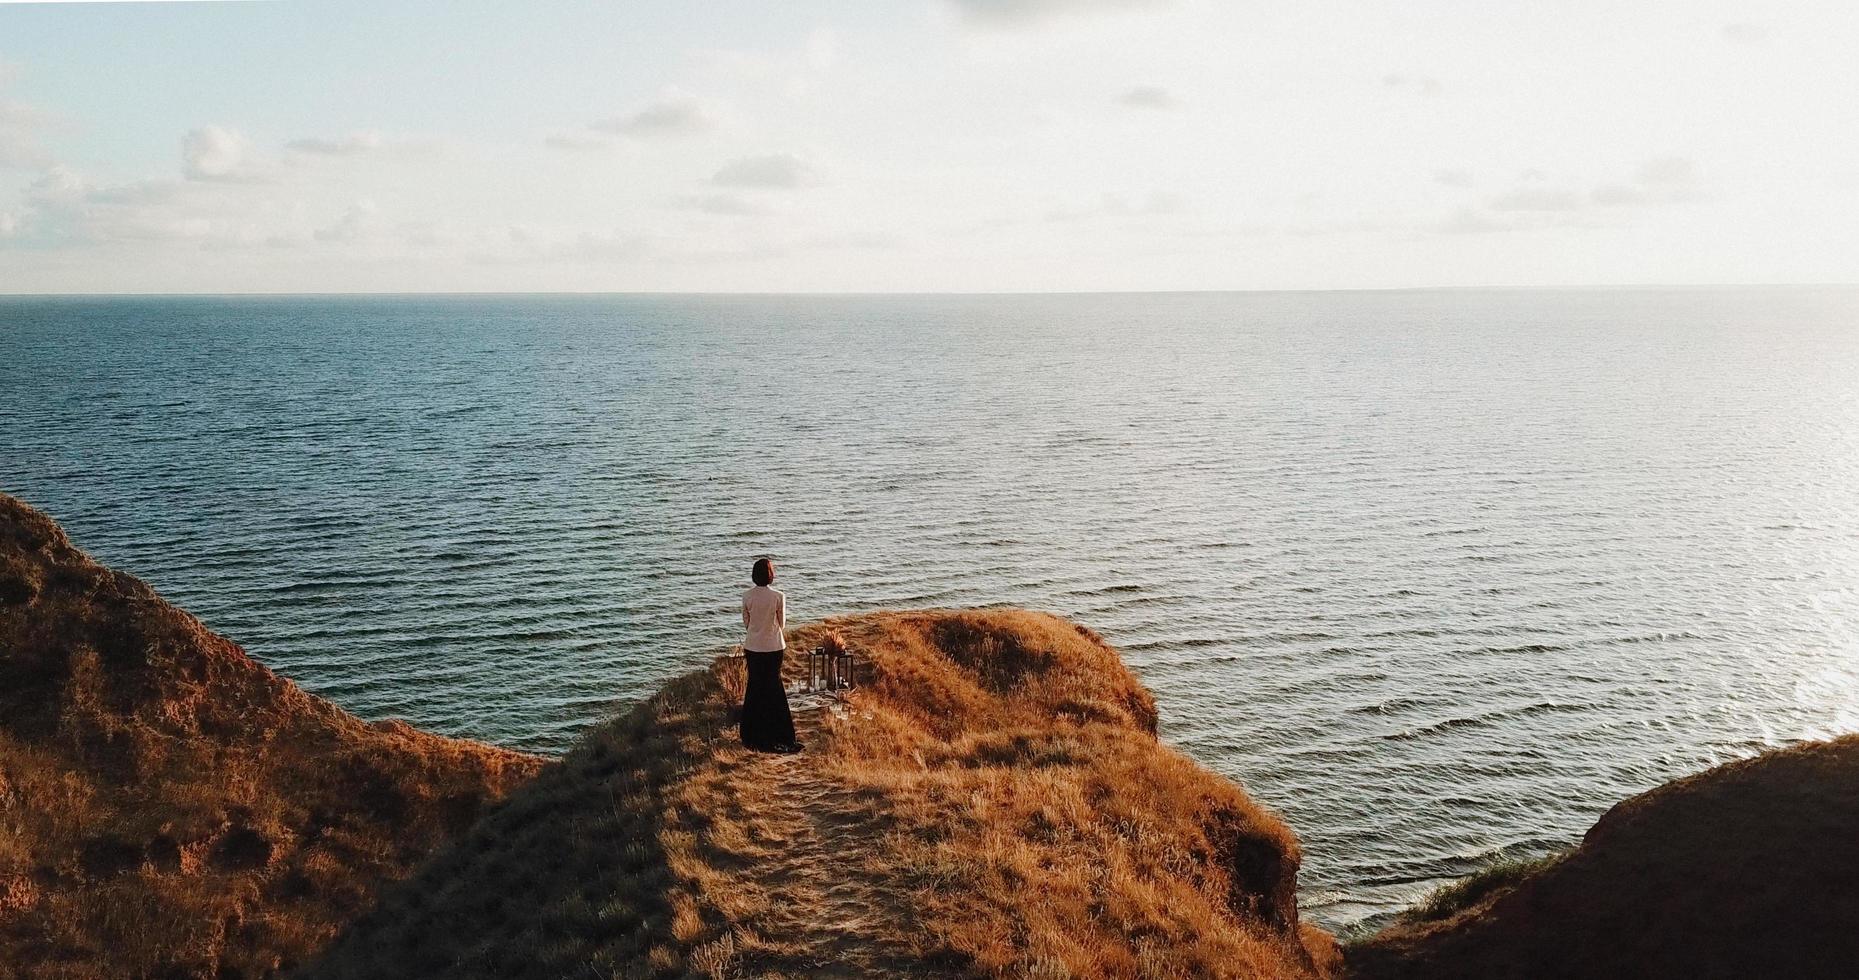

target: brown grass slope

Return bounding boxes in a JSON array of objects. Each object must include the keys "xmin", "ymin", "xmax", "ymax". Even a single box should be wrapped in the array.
[
  {"xmin": 307, "ymin": 610, "xmax": 1340, "ymax": 979},
  {"xmin": 1349, "ymin": 734, "xmax": 1859, "ymax": 980},
  {"xmin": 0, "ymin": 494, "xmax": 543, "ymax": 979}
]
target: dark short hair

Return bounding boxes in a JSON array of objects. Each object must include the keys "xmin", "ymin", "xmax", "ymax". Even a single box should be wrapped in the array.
[{"xmin": 751, "ymin": 557, "xmax": 774, "ymax": 587}]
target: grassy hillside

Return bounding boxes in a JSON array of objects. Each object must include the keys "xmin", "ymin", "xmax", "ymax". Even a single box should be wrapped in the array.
[
  {"xmin": 16, "ymin": 488, "xmax": 1859, "ymax": 979},
  {"xmin": 308, "ymin": 609, "xmax": 1338, "ymax": 979},
  {"xmin": 0, "ymin": 495, "xmax": 543, "ymax": 979},
  {"xmin": 1348, "ymin": 733, "xmax": 1859, "ymax": 979}
]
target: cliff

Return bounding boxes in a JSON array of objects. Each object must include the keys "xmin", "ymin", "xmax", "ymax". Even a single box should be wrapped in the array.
[
  {"xmin": 15, "ymin": 490, "xmax": 1859, "ymax": 980},
  {"xmin": 0, "ymin": 495, "xmax": 543, "ymax": 979},
  {"xmin": 1349, "ymin": 733, "xmax": 1859, "ymax": 979},
  {"xmin": 306, "ymin": 609, "xmax": 1337, "ymax": 979}
]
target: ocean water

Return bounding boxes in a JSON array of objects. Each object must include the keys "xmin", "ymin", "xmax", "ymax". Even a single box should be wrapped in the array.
[{"xmin": 4, "ymin": 288, "xmax": 1857, "ymax": 930}]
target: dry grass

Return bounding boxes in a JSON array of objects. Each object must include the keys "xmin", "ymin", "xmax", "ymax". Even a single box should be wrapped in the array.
[
  {"xmin": 1388, "ymin": 852, "xmax": 1567, "ymax": 927},
  {"xmin": 308, "ymin": 608, "xmax": 1337, "ymax": 979},
  {"xmin": 804, "ymin": 611, "xmax": 1334, "ymax": 979},
  {"xmin": 3, "ymin": 490, "xmax": 1337, "ymax": 978},
  {"xmin": 305, "ymin": 662, "xmax": 746, "ymax": 979},
  {"xmin": 1348, "ymin": 735, "xmax": 1859, "ymax": 979},
  {"xmin": 0, "ymin": 494, "xmax": 543, "ymax": 979}
]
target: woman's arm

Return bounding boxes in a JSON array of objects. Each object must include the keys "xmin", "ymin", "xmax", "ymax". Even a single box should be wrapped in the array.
[{"xmin": 776, "ymin": 592, "xmax": 785, "ymax": 631}]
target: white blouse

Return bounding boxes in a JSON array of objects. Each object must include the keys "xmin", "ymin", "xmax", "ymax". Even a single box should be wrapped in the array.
[{"xmin": 741, "ymin": 585, "xmax": 786, "ymax": 652}]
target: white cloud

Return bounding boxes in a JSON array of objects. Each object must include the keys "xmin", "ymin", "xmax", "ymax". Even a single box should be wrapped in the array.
[
  {"xmin": 1588, "ymin": 157, "xmax": 1699, "ymax": 207},
  {"xmin": 803, "ymin": 29, "xmax": 839, "ymax": 72},
  {"xmin": 1142, "ymin": 190, "xmax": 1184, "ymax": 214},
  {"xmin": 0, "ymin": 210, "xmax": 17, "ymax": 237},
  {"xmin": 182, "ymin": 125, "xmax": 254, "ymax": 181},
  {"xmin": 27, "ymin": 164, "xmax": 83, "ymax": 199},
  {"xmin": 710, "ymin": 153, "xmax": 819, "ymax": 189},
  {"xmin": 1, "ymin": 5, "xmax": 1846, "ymax": 292},
  {"xmin": 945, "ymin": 0, "xmax": 1169, "ymax": 27},
  {"xmin": 1382, "ymin": 73, "xmax": 1444, "ymax": 97},
  {"xmin": 2, "ymin": 162, "xmax": 310, "ymax": 251},
  {"xmin": 286, "ymin": 131, "xmax": 382, "ymax": 155},
  {"xmin": 1437, "ymin": 208, "xmax": 1509, "ymax": 235},
  {"xmin": 314, "ymin": 199, "xmax": 380, "ymax": 243},
  {"xmin": 0, "ymin": 69, "xmax": 54, "ymax": 170},
  {"xmin": 1722, "ymin": 23, "xmax": 1769, "ymax": 44},
  {"xmin": 1636, "ymin": 155, "xmax": 1695, "ymax": 186},
  {"xmin": 1043, "ymin": 190, "xmax": 1185, "ymax": 222},
  {"xmin": 398, "ymin": 220, "xmax": 445, "ymax": 248},
  {"xmin": 1447, "ymin": 155, "xmax": 1704, "ymax": 233},
  {"xmin": 592, "ymin": 93, "xmax": 716, "ymax": 138},
  {"xmin": 1118, "ymin": 85, "xmax": 1176, "ymax": 109},
  {"xmin": 87, "ymin": 179, "xmax": 184, "ymax": 207},
  {"xmin": 0, "ymin": 105, "xmax": 52, "ymax": 169},
  {"xmin": 1590, "ymin": 183, "xmax": 1647, "ymax": 206},
  {"xmin": 673, "ymin": 193, "xmax": 772, "ymax": 216},
  {"xmin": 555, "ymin": 230, "xmax": 651, "ymax": 263},
  {"xmin": 1489, "ymin": 187, "xmax": 1583, "ymax": 212},
  {"xmin": 543, "ymin": 132, "xmax": 611, "ymax": 152},
  {"xmin": 8, "ymin": 166, "xmax": 206, "ymax": 246},
  {"xmin": 803, "ymin": 231, "xmax": 905, "ymax": 251}
]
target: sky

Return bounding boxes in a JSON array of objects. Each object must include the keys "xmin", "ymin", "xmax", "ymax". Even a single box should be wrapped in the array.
[{"xmin": 1, "ymin": 0, "xmax": 1856, "ymax": 293}]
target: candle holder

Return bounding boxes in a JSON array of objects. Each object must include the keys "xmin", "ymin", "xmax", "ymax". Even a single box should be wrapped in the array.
[{"xmin": 807, "ymin": 631, "xmax": 858, "ymax": 696}]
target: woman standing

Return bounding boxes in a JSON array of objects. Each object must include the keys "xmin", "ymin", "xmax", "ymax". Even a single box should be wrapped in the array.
[{"xmin": 739, "ymin": 557, "xmax": 801, "ymax": 753}]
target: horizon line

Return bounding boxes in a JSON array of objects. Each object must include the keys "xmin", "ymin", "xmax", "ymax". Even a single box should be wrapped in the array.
[{"xmin": 3, "ymin": 282, "xmax": 1856, "ymax": 300}]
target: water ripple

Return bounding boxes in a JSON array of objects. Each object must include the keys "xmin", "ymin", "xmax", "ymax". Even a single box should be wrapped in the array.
[{"xmin": 4, "ymin": 288, "xmax": 1858, "ymax": 932}]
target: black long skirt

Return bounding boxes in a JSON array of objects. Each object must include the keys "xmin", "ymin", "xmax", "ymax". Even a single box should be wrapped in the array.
[{"xmin": 740, "ymin": 649, "xmax": 797, "ymax": 749}]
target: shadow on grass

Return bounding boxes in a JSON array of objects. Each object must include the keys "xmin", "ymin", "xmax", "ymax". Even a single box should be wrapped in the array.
[{"xmin": 301, "ymin": 664, "xmax": 736, "ymax": 980}]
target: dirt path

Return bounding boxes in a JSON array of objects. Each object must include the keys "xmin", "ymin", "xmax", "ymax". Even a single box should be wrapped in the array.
[{"xmin": 675, "ymin": 691, "xmax": 933, "ymax": 979}]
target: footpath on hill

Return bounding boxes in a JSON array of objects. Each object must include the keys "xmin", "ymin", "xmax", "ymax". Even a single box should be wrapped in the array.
[{"xmin": 670, "ymin": 689, "xmax": 927, "ymax": 977}]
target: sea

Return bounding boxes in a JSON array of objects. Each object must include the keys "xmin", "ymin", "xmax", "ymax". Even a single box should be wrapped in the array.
[{"xmin": 4, "ymin": 288, "xmax": 1856, "ymax": 931}]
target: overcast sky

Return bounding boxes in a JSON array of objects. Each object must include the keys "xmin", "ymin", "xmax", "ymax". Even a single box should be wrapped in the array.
[{"xmin": 1, "ymin": 0, "xmax": 1856, "ymax": 293}]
